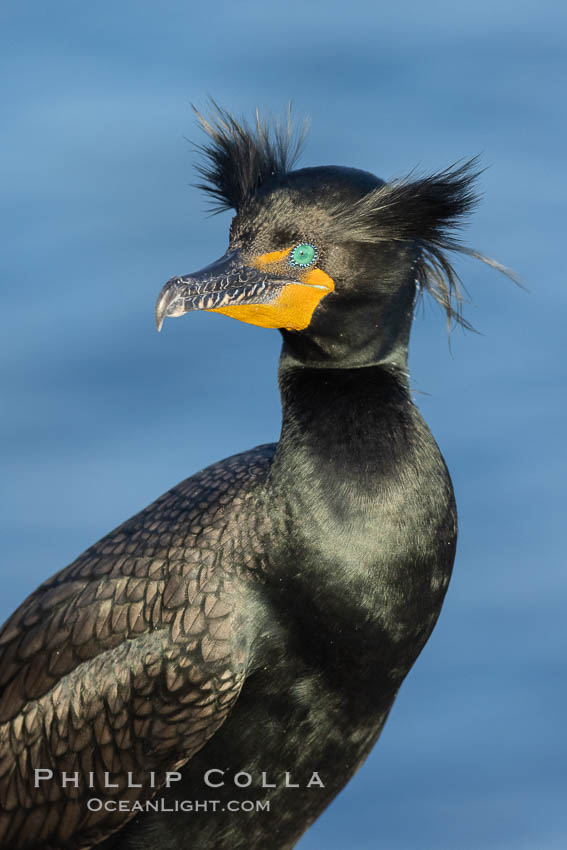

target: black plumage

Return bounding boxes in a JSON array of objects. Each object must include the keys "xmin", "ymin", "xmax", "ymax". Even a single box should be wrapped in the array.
[{"xmin": 0, "ymin": 106, "xmax": 507, "ymax": 849}]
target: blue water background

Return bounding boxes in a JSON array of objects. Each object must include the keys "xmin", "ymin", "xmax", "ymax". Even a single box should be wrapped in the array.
[{"xmin": 1, "ymin": 1, "xmax": 566, "ymax": 847}]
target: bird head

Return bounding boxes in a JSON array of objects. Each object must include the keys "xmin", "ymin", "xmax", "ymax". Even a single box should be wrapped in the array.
[{"xmin": 156, "ymin": 105, "xmax": 511, "ymax": 369}]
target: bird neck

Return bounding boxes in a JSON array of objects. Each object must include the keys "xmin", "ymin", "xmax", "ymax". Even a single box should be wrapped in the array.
[
  {"xmin": 274, "ymin": 358, "xmax": 414, "ymax": 492},
  {"xmin": 268, "ymin": 359, "xmax": 420, "ymax": 561},
  {"xmin": 262, "ymin": 359, "xmax": 454, "ymax": 666}
]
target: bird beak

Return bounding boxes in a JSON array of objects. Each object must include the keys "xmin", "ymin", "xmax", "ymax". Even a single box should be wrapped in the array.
[{"xmin": 155, "ymin": 249, "xmax": 333, "ymax": 332}]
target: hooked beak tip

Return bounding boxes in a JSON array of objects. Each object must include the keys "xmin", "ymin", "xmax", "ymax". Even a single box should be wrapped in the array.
[{"xmin": 155, "ymin": 281, "xmax": 181, "ymax": 333}]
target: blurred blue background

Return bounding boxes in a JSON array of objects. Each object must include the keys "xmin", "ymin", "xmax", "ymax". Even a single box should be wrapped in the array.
[{"xmin": 1, "ymin": 1, "xmax": 565, "ymax": 847}]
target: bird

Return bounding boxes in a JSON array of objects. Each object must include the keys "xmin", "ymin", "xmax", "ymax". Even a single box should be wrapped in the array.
[{"xmin": 0, "ymin": 105, "xmax": 510, "ymax": 850}]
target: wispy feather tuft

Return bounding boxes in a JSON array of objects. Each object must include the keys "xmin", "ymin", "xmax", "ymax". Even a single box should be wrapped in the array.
[
  {"xmin": 192, "ymin": 101, "xmax": 307, "ymax": 213},
  {"xmin": 327, "ymin": 158, "xmax": 518, "ymax": 328}
]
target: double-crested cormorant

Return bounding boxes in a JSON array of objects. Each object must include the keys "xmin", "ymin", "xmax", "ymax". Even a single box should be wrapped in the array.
[{"xmin": 0, "ymin": 106, "xmax": 509, "ymax": 849}]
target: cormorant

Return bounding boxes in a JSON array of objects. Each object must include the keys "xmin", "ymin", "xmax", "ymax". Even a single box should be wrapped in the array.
[{"xmin": 0, "ymin": 106, "xmax": 509, "ymax": 850}]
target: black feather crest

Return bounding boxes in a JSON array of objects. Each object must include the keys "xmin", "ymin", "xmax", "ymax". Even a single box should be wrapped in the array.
[
  {"xmin": 192, "ymin": 102, "xmax": 307, "ymax": 213},
  {"xmin": 327, "ymin": 158, "xmax": 517, "ymax": 329}
]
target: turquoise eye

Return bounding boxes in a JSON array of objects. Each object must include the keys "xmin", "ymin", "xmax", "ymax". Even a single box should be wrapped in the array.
[{"xmin": 289, "ymin": 243, "xmax": 318, "ymax": 268}]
